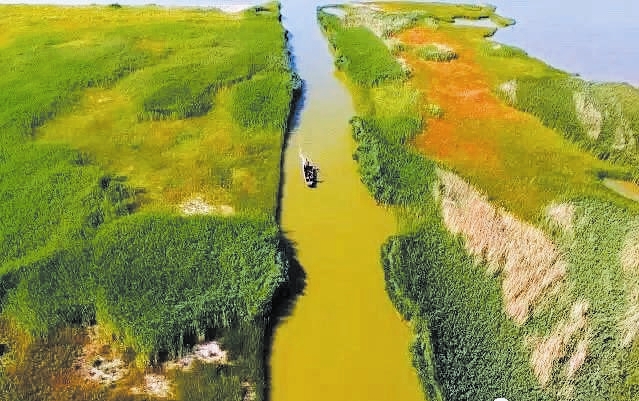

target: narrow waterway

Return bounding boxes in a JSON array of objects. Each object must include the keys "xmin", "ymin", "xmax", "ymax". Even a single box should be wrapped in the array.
[{"xmin": 270, "ymin": 1, "xmax": 424, "ymax": 400}]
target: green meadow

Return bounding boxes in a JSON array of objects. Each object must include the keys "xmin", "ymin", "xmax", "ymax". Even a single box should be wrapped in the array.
[
  {"xmin": 0, "ymin": 3, "xmax": 297, "ymax": 400},
  {"xmin": 319, "ymin": 3, "xmax": 639, "ymax": 401}
]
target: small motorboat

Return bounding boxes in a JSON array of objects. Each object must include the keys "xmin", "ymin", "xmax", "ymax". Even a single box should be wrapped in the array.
[{"xmin": 300, "ymin": 152, "xmax": 319, "ymax": 187}]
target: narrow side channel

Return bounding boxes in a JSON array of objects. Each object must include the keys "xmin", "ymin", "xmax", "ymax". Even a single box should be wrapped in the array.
[{"xmin": 270, "ymin": 2, "xmax": 424, "ymax": 400}]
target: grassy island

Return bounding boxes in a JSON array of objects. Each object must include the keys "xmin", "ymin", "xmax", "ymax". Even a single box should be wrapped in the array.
[
  {"xmin": 319, "ymin": 3, "xmax": 639, "ymax": 401},
  {"xmin": 0, "ymin": 3, "xmax": 298, "ymax": 400}
]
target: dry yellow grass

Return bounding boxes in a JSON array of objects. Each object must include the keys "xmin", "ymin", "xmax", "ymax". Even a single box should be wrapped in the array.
[
  {"xmin": 566, "ymin": 338, "xmax": 589, "ymax": 378},
  {"xmin": 612, "ymin": 117, "xmax": 636, "ymax": 150},
  {"xmin": 38, "ymin": 86, "xmax": 259, "ymax": 212},
  {"xmin": 621, "ymin": 288, "xmax": 639, "ymax": 347},
  {"xmin": 546, "ymin": 202, "xmax": 576, "ymax": 232},
  {"xmin": 438, "ymin": 169, "xmax": 566, "ymax": 324},
  {"xmin": 573, "ymin": 92, "xmax": 602, "ymax": 140},
  {"xmin": 498, "ymin": 79, "xmax": 517, "ymax": 105},
  {"xmin": 531, "ymin": 300, "xmax": 589, "ymax": 386}
]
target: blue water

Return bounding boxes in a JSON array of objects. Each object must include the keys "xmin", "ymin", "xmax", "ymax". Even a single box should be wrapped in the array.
[
  {"xmin": 2, "ymin": 0, "xmax": 636, "ymax": 86},
  {"xmin": 443, "ymin": 0, "xmax": 639, "ymax": 87}
]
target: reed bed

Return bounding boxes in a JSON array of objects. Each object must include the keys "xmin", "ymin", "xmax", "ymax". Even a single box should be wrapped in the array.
[
  {"xmin": 531, "ymin": 300, "xmax": 589, "ymax": 386},
  {"xmin": 438, "ymin": 169, "xmax": 566, "ymax": 324},
  {"xmin": 0, "ymin": 4, "xmax": 293, "ymax": 400},
  {"xmin": 416, "ymin": 44, "xmax": 457, "ymax": 62},
  {"xmin": 324, "ymin": 4, "xmax": 550, "ymax": 400},
  {"xmin": 318, "ymin": 9, "xmax": 407, "ymax": 86},
  {"xmin": 504, "ymin": 76, "xmax": 639, "ymax": 171},
  {"xmin": 546, "ymin": 202, "xmax": 576, "ymax": 232},
  {"xmin": 344, "ymin": 6, "xmax": 425, "ymax": 38}
]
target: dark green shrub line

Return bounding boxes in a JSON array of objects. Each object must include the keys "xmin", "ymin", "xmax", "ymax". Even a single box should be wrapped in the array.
[
  {"xmin": 350, "ymin": 116, "xmax": 434, "ymax": 206},
  {"xmin": 317, "ymin": 9, "xmax": 407, "ymax": 87},
  {"xmin": 382, "ymin": 219, "xmax": 549, "ymax": 401},
  {"xmin": 91, "ymin": 213, "xmax": 288, "ymax": 361},
  {"xmin": 231, "ymin": 71, "xmax": 301, "ymax": 131}
]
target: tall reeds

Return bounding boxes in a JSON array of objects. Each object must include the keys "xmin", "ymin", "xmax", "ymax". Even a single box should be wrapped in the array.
[{"xmin": 437, "ymin": 169, "xmax": 566, "ymax": 324}]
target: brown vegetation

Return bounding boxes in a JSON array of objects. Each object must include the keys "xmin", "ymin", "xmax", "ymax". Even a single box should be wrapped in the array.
[{"xmin": 438, "ymin": 169, "xmax": 566, "ymax": 324}]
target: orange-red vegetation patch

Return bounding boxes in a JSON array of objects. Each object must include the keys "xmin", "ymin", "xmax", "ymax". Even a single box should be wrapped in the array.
[
  {"xmin": 399, "ymin": 27, "xmax": 524, "ymax": 169},
  {"xmin": 397, "ymin": 25, "xmax": 622, "ymax": 219}
]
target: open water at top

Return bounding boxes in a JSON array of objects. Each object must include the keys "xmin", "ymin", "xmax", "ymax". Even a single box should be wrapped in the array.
[
  {"xmin": 4, "ymin": 0, "xmax": 637, "ymax": 85},
  {"xmin": 441, "ymin": 0, "xmax": 639, "ymax": 87}
]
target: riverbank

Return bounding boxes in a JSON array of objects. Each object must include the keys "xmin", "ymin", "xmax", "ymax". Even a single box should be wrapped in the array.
[
  {"xmin": 0, "ymin": 4, "xmax": 295, "ymax": 400},
  {"xmin": 318, "ymin": 3, "xmax": 639, "ymax": 400},
  {"xmin": 268, "ymin": 1, "xmax": 423, "ymax": 400}
]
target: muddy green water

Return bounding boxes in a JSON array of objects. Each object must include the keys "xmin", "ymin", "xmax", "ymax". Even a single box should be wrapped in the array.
[
  {"xmin": 603, "ymin": 178, "xmax": 639, "ymax": 202},
  {"xmin": 269, "ymin": 1, "xmax": 424, "ymax": 400}
]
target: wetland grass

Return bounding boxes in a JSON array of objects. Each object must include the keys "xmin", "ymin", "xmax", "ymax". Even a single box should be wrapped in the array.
[
  {"xmin": 0, "ymin": 3, "xmax": 296, "ymax": 400},
  {"xmin": 320, "ymin": 3, "xmax": 639, "ymax": 401},
  {"xmin": 415, "ymin": 44, "xmax": 457, "ymax": 62},
  {"xmin": 319, "ymin": 10, "xmax": 407, "ymax": 86}
]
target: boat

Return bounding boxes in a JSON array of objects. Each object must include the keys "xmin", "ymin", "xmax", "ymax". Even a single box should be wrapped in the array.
[{"xmin": 299, "ymin": 151, "xmax": 319, "ymax": 187}]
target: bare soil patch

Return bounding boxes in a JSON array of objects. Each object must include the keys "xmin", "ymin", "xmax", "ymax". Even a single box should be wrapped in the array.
[
  {"xmin": 165, "ymin": 341, "xmax": 228, "ymax": 370},
  {"xmin": 180, "ymin": 196, "xmax": 235, "ymax": 216},
  {"xmin": 74, "ymin": 327, "xmax": 129, "ymax": 387},
  {"xmin": 130, "ymin": 374, "xmax": 173, "ymax": 398}
]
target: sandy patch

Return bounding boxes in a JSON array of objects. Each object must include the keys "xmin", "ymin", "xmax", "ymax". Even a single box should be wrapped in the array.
[
  {"xmin": 131, "ymin": 374, "xmax": 173, "ymax": 398},
  {"xmin": 84, "ymin": 357, "xmax": 128, "ymax": 385},
  {"xmin": 180, "ymin": 196, "xmax": 234, "ymax": 216},
  {"xmin": 74, "ymin": 326, "xmax": 129, "ymax": 386},
  {"xmin": 166, "ymin": 341, "xmax": 228, "ymax": 370}
]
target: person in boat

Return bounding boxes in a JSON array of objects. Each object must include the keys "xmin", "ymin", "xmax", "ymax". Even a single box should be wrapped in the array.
[{"xmin": 303, "ymin": 160, "xmax": 313, "ymax": 178}]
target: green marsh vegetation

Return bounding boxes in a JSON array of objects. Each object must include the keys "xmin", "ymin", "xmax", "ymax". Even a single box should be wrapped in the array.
[
  {"xmin": 0, "ymin": 3, "xmax": 298, "ymax": 400},
  {"xmin": 415, "ymin": 44, "xmax": 457, "ymax": 62},
  {"xmin": 319, "ymin": 2, "xmax": 639, "ymax": 401},
  {"xmin": 318, "ymin": 10, "xmax": 408, "ymax": 86},
  {"xmin": 502, "ymin": 77, "xmax": 639, "ymax": 177}
]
